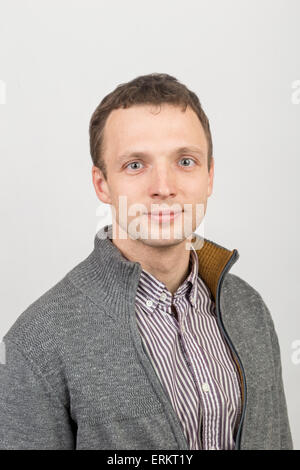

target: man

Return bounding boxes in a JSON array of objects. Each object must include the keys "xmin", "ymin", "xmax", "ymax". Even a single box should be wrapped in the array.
[{"xmin": 0, "ymin": 73, "xmax": 293, "ymax": 450}]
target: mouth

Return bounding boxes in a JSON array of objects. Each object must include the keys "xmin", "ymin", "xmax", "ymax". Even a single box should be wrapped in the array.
[{"xmin": 146, "ymin": 210, "xmax": 183, "ymax": 223}]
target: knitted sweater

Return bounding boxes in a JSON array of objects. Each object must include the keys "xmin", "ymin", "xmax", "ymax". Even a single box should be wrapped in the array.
[{"xmin": 0, "ymin": 225, "xmax": 293, "ymax": 449}]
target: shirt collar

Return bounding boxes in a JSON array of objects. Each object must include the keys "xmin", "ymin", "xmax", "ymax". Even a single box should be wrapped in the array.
[
  {"xmin": 67, "ymin": 224, "xmax": 239, "ymax": 322},
  {"xmin": 136, "ymin": 244, "xmax": 199, "ymax": 315}
]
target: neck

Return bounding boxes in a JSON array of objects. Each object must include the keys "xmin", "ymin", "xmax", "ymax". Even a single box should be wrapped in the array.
[{"xmin": 111, "ymin": 222, "xmax": 193, "ymax": 295}]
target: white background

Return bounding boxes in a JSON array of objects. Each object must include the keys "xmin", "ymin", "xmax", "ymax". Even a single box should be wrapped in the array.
[{"xmin": 0, "ymin": 0, "xmax": 299, "ymax": 449}]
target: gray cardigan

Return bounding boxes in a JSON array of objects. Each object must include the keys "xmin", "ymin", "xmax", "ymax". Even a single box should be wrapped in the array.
[{"xmin": 0, "ymin": 225, "xmax": 293, "ymax": 449}]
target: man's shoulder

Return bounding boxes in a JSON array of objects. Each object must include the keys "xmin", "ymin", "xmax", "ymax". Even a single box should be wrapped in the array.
[
  {"xmin": 223, "ymin": 272, "xmax": 264, "ymax": 303},
  {"xmin": 221, "ymin": 272, "xmax": 275, "ymax": 332},
  {"xmin": 3, "ymin": 254, "xmax": 95, "ymax": 358}
]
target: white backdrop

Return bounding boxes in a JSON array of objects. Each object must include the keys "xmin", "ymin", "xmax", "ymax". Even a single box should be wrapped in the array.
[{"xmin": 0, "ymin": 0, "xmax": 299, "ymax": 449}]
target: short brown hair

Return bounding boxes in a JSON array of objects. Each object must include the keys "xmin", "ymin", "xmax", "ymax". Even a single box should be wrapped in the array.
[{"xmin": 89, "ymin": 73, "xmax": 213, "ymax": 180}]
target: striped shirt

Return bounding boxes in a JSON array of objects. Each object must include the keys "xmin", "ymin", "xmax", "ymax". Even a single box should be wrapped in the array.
[{"xmin": 134, "ymin": 245, "xmax": 242, "ymax": 450}]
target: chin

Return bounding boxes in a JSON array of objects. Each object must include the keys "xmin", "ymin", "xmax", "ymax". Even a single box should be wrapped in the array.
[{"xmin": 137, "ymin": 234, "xmax": 186, "ymax": 248}]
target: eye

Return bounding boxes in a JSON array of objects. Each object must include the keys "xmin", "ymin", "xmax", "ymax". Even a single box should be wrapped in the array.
[
  {"xmin": 125, "ymin": 157, "xmax": 196, "ymax": 172},
  {"xmin": 179, "ymin": 157, "xmax": 196, "ymax": 167},
  {"xmin": 125, "ymin": 161, "xmax": 144, "ymax": 171}
]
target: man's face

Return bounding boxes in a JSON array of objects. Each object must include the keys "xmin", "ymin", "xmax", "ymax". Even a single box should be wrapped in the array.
[{"xmin": 92, "ymin": 103, "xmax": 214, "ymax": 248}]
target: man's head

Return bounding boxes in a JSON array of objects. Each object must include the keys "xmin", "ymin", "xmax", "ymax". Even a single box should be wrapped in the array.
[{"xmin": 90, "ymin": 73, "xmax": 214, "ymax": 248}]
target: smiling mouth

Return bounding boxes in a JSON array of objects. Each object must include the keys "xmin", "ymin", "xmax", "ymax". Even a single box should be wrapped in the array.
[
  {"xmin": 146, "ymin": 210, "xmax": 183, "ymax": 223},
  {"xmin": 146, "ymin": 208, "xmax": 183, "ymax": 215}
]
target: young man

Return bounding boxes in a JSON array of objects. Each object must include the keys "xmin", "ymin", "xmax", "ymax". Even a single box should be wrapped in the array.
[{"xmin": 0, "ymin": 73, "xmax": 293, "ymax": 450}]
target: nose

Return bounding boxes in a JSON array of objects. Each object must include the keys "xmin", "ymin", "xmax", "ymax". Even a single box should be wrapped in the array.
[{"xmin": 149, "ymin": 164, "xmax": 177, "ymax": 199}]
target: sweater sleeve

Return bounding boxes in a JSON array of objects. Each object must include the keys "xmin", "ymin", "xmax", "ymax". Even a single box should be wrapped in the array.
[
  {"xmin": 270, "ymin": 322, "xmax": 294, "ymax": 449},
  {"xmin": 0, "ymin": 338, "xmax": 76, "ymax": 449},
  {"xmin": 262, "ymin": 301, "xmax": 294, "ymax": 450}
]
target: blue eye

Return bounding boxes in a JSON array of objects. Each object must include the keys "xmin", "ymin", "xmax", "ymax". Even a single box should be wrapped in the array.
[
  {"xmin": 126, "ymin": 161, "xmax": 143, "ymax": 171},
  {"xmin": 179, "ymin": 157, "xmax": 196, "ymax": 167},
  {"xmin": 125, "ymin": 157, "xmax": 196, "ymax": 172}
]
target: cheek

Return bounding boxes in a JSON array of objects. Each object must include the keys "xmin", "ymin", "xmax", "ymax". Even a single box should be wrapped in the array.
[
  {"xmin": 185, "ymin": 178, "xmax": 208, "ymax": 197},
  {"xmin": 111, "ymin": 190, "xmax": 146, "ymax": 219},
  {"xmin": 109, "ymin": 181, "xmax": 128, "ymax": 204}
]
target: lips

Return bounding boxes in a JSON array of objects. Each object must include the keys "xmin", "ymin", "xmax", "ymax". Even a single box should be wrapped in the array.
[
  {"xmin": 146, "ymin": 209, "xmax": 183, "ymax": 215},
  {"xmin": 149, "ymin": 210, "xmax": 179, "ymax": 216},
  {"xmin": 146, "ymin": 210, "xmax": 183, "ymax": 224}
]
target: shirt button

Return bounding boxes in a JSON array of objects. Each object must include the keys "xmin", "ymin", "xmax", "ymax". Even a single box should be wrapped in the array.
[
  {"xmin": 190, "ymin": 297, "xmax": 195, "ymax": 306},
  {"xmin": 202, "ymin": 382, "xmax": 210, "ymax": 392},
  {"xmin": 146, "ymin": 299, "xmax": 153, "ymax": 307},
  {"xmin": 159, "ymin": 292, "xmax": 167, "ymax": 301},
  {"xmin": 181, "ymin": 324, "xmax": 186, "ymax": 333}
]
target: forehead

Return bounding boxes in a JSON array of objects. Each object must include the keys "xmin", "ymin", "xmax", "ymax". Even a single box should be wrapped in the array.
[{"xmin": 103, "ymin": 104, "xmax": 208, "ymax": 157}]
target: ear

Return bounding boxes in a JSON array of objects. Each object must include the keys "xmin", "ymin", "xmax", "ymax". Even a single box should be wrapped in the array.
[
  {"xmin": 207, "ymin": 156, "xmax": 214, "ymax": 197},
  {"xmin": 92, "ymin": 166, "xmax": 112, "ymax": 204}
]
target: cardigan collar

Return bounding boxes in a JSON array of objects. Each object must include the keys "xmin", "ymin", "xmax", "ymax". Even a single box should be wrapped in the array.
[{"xmin": 68, "ymin": 224, "xmax": 239, "ymax": 320}]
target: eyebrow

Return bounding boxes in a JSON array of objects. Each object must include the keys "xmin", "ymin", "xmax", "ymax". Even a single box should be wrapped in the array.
[{"xmin": 116, "ymin": 146, "xmax": 205, "ymax": 164}]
